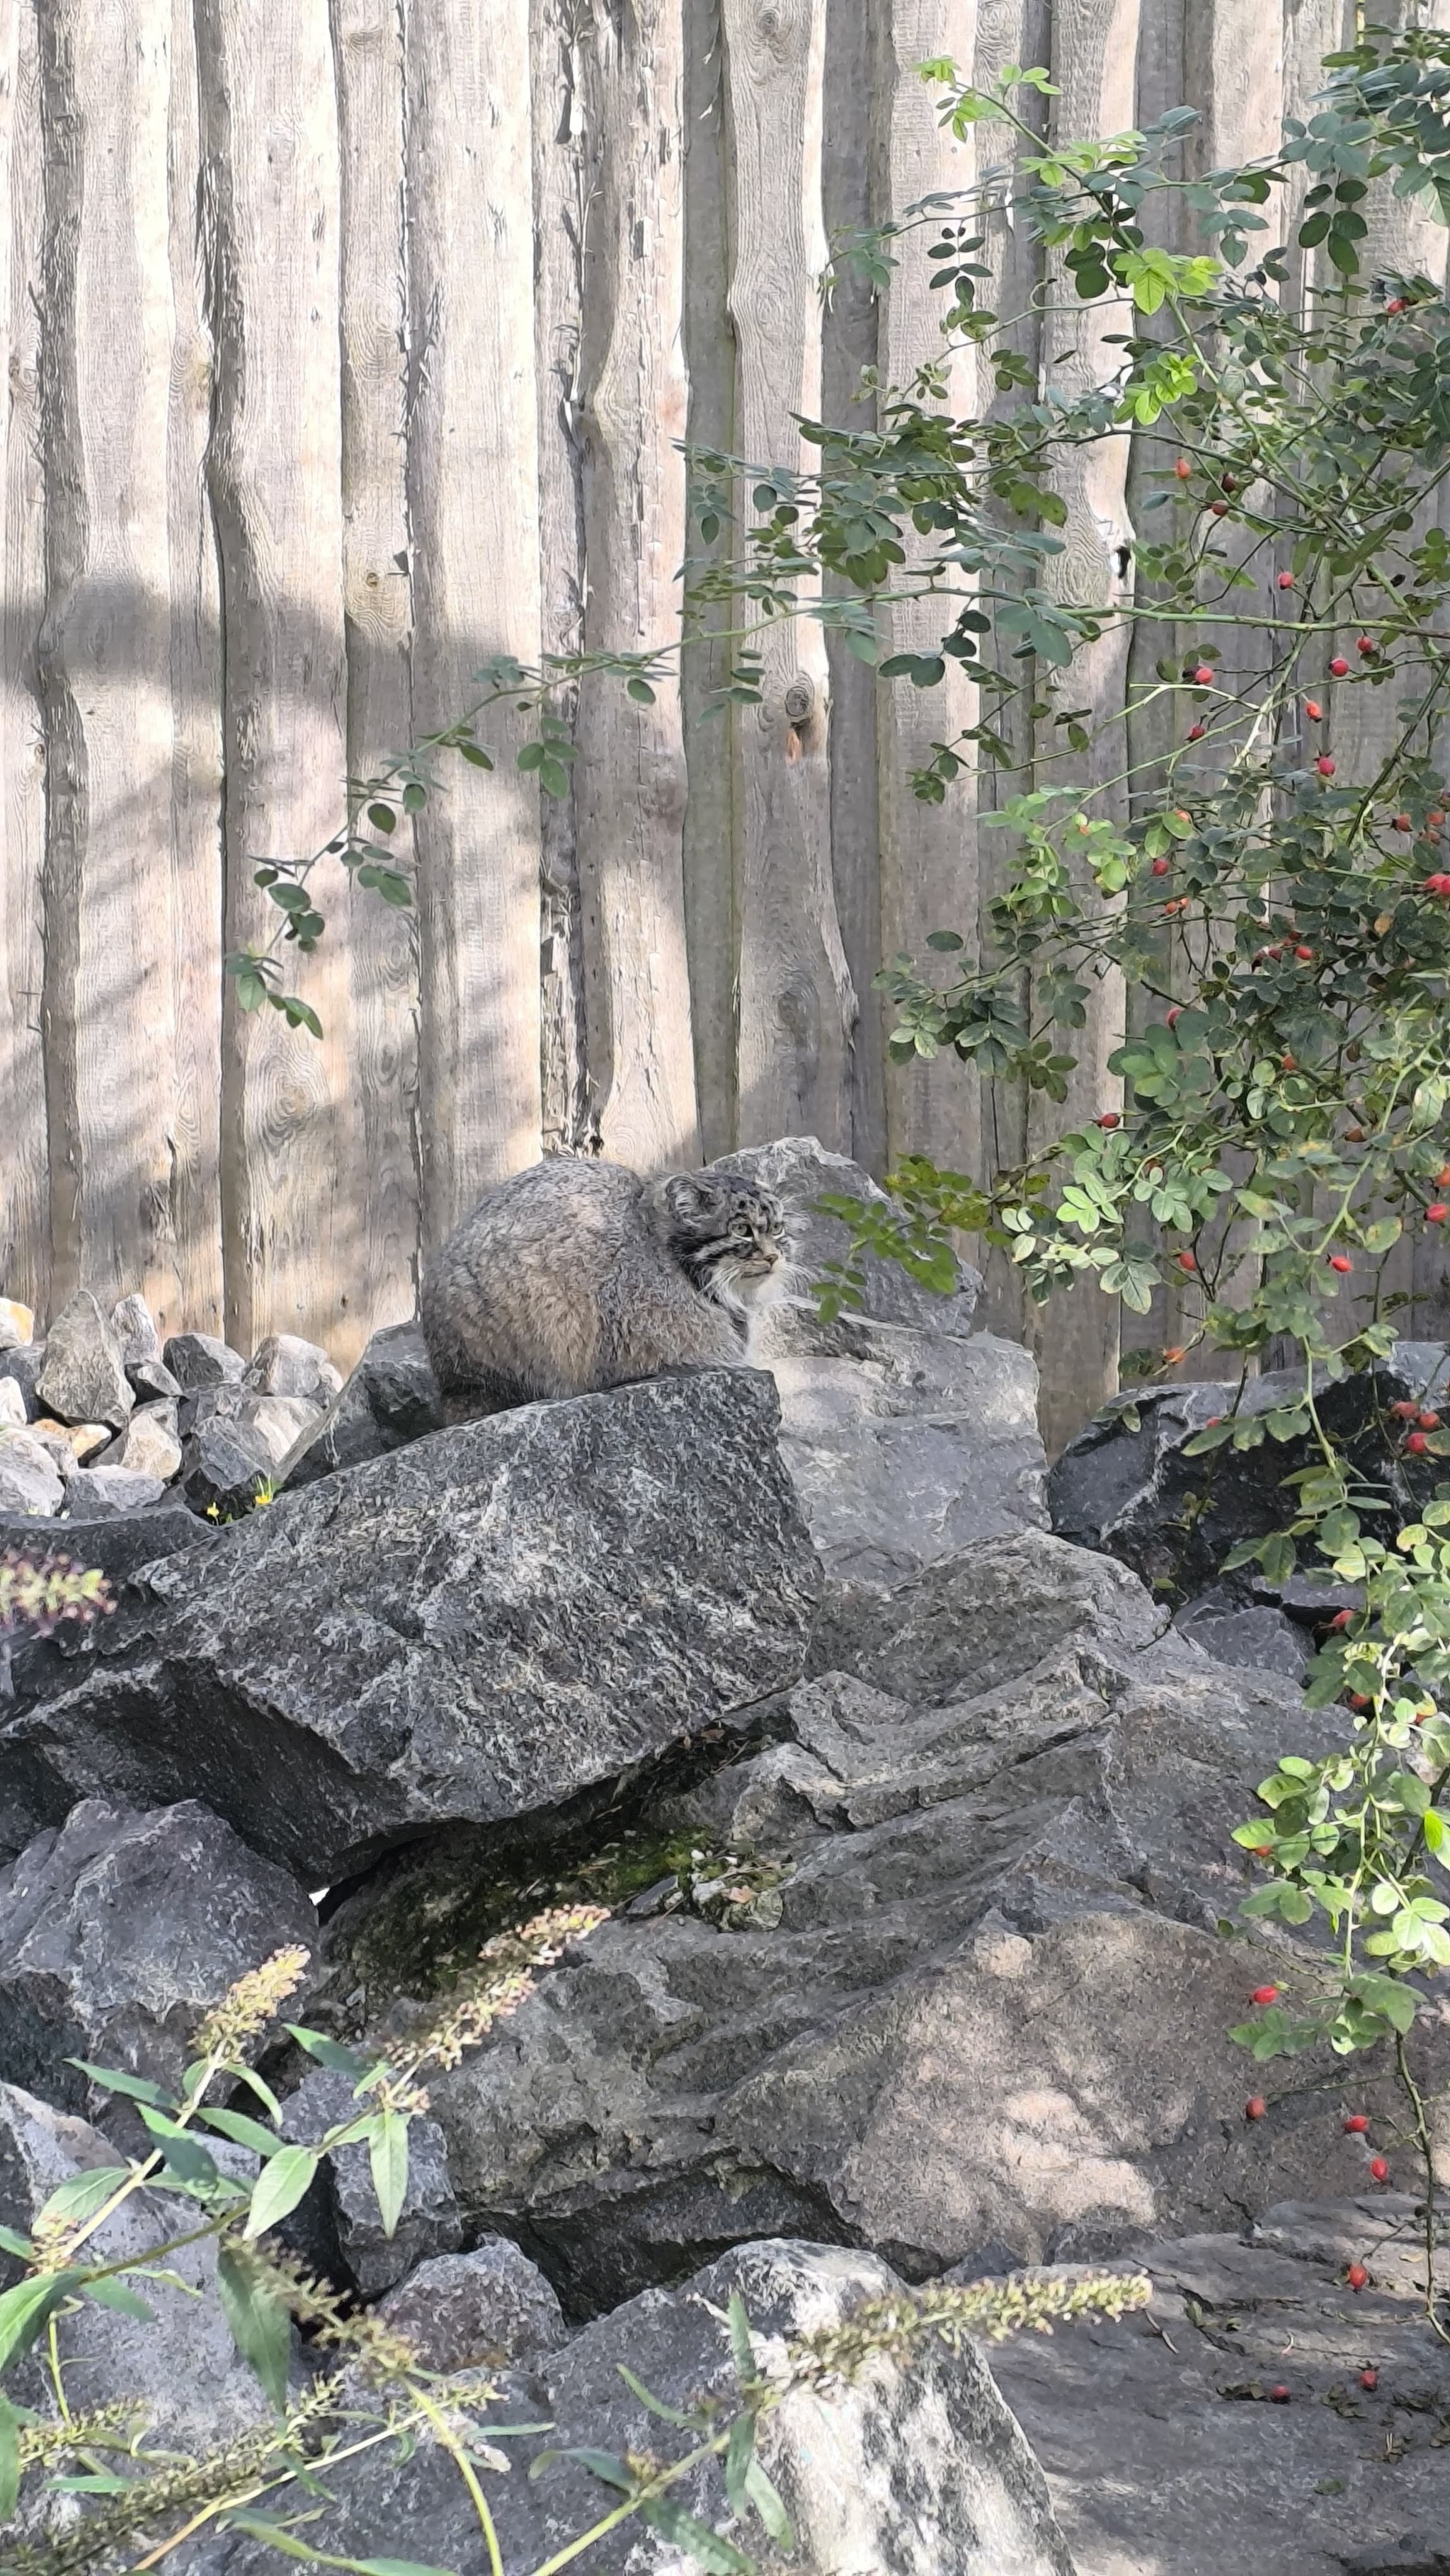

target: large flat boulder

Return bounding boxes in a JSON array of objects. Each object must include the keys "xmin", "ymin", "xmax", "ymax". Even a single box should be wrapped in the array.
[
  {"xmin": 754, "ymin": 1299, "xmax": 1046, "ymax": 1584},
  {"xmin": 0, "ymin": 1369, "xmax": 821, "ymax": 1882},
  {"xmin": 401, "ymin": 1531, "xmax": 1448, "ymax": 2313}
]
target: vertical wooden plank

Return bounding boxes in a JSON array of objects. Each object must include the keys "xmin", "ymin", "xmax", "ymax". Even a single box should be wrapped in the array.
[
  {"xmin": 34, "ymin": 0, "xmax": 193, "ymax": 1322},
  {"xmin": 680, "ymin": 0, "xmax": 737, "ymax": 1159},
  {"xmin": 573, "ymin": 0, "xmax": 700, "ymax": 1173},
  {"xmin": 531, "ymin": 0, "xmax": 592, "ymax": 1158},
  {"xmin": 164, "ymin": 0, "xmax": 226, "ymax": 1339},
  {"xmin": 0, "ymin": 0, "xmax": 46, "ymax": 1318},
  {"xmin": 194, "ymin": 0, "xmax": 358, "ymax": 1356},
  {"xmin": 821, "ymin": 0, "xmax": 882, "ymax": 1169},
  {"xmin": 720, "ymin": 0, "xmax": 855, "ymax": 1147},
  {"xmin": 406, "ymin": 0, "xmax": 543, "ymax": 1247},
  {"xmin": 877, "ymin": 0, "xmax": 981, "ymax": 1182},
  {"xmin": 332, "ymin": 0, "xmax": 421, "ymax": 1338}
]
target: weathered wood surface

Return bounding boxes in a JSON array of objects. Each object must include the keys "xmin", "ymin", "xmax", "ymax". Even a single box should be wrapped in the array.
[{"xmin": 2, "ymin": 0, "xmax": 1447, "ymax": 1442}]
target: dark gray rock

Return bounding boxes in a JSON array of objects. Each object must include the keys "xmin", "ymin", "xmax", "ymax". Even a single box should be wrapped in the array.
[
  {"xmin": 377, "ymin": 2238, "xmax": 566, "ymax": 2367},
  {"xmin": 193, "ymin": 2239, "xmax": 1073, "ymax": 2576},
  {"xmin": 0, "ymin": 1503, "xmax": 213, "ymax": 1592},
  {"xmin": 132, "ymin": 1356, "xmax": 183, "ymax": 1402},
  {"xmin": 0, "ymin": 1799, "xmax": 316, "ymax": 2129},
  {"xmin": 178, "ymin": 1416, "xmax": 280, "ymax": 1517},
  {"xmin": 61, "ymin": 1466, "xmax": 171, "ymax": 1520},
  {"xmin": 164, "ymin": 1330, "xmax": 247, "ymax": 1390},
  {"xmin": 753, "ymin": 1298, "xmax": 1045, "ymax": 1584},
  {"xmin": 1049, "ymin": 1343, "xmax": 1450, "ymax": 1601},
  {"xmin": 711, "ymin": 1134, "xmax": 983, "ymax": 1332},
  {"xmin": 989, "ymin": 2201, "xmax": 1450, "ymax": 2575},
  {"xmin": 35, "ymin": 1292, "xmax": 134, "ymax": 1431},
  {"xmin": 413, "ymin": 1530, "xmax": 1443, "ymax": 2315},
  {"xmin": 1172, "ymin": 1591, "xmax": 1311, "ymax": 1680},
  {"xmin": 0, "ymin": 1342, "xmax": 45, "ymax": 1418},
  {"xmin": 278, "ymin": 2064, "xmax": 459, "ymax": 2297},
  {"xmin": 242, "ymin": 1332, "xmax": 342, "ymax": 1402},
  {"xmin": 1, "ymin": 1369, "xmax": 821, "ymax": 1882},
  {"xmin": 279, "ymin": 1320, "xmax": 443, "ymax": 1490},
  {"xmin": 0, "ymin": 2080, "xmax": 272, "ymax": 2444},
  {"xmin": 111, "ymin": 1292, "xmax": 162, "ymax": 1373}
]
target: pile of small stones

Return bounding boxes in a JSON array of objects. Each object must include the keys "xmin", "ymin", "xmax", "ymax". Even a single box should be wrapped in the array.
[{"xmin": 0, "ymin": 1288, "xmax": 341, "ymax": 1523}]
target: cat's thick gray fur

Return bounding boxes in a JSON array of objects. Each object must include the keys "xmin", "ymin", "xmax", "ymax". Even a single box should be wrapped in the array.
[{"xmin": 420, "ymin": 1157, "xmax": 787, "ymax": 1416}]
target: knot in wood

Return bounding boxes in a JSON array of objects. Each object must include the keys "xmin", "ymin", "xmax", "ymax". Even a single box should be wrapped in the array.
[{"xmin": 783, "ymin": 675, "xmax": 815, "ymax": 726}]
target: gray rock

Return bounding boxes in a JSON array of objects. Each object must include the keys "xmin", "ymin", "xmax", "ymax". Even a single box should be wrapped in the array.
[
  {"xmin": 0, "ymin": 2080, "xmax": 273, "ymax": 2445},
  {"xmin": 377, "ymin": 2238, "xmax": 566, "ymax": 2368},
  {"xmin": 756, "ymin": 1298, "xmax": 1045, "ymax": 1584},
  {"xmin": 1049, "ymin": 1343, "xmax": 1450, "ymax": 1601},
  {"xmin": 0, "ymin": 1342, "xmax": 44, "ymax": 1418},
  {"xmin": 711, "ymin": 1134, "xmax": 983, "ymax": 1332},
  {"xmin": 0, "ymin": 1377, "xmax": 25, "ymax": 1429},
  {"xmin": 111, "ymin": 1291, "xmax": 162, "ymax": 1372},
  {"xmin": 35, "ymin": 1291, "xmax": 134, "ymax": 1431},
  {"xmin": 988, "ymin": 2201, "xmax": 1450, "ymax": 2575},
  {"xmin": 0, "ymin": 1429, "xmax": 64, "ymax": 1517},
  {"xmin": 1, "ymin": 1369, "xmax": 821, "ymax": 1882},
  {"xmin": 62, "ymin": 1466, "xmax": 171, "ymax": 1520},
  {"xmin": 178, "ymin": 1416, "xmax": 280, "ymax": 1517},
  {"xmin": 132, "ymin": 1356, "xmax": 183, "ymax": 1402},
  {"xmin": 279, "ymin": 1320, "xmax": 443, "ymax": 1490},
  {"xmin": 195, "ymin": 2238, "xmax": 1073, "ymax": 2576},
  {"xmin": 242, "ymin": 1332, "xmax": 343, "ymax": 1402},
  {"xmin": 1172, "ymin": 1590, "xmax": 1310, "ymax": 1680},
  {"xmin": 0, "ymin": 1502, "xmax": 213, "ymax": 1593},
  {"xmin": 108, "ymin": 1398, "xmax": 183, "ymax": 1483},
  {"xmin": 164, "ymin": 1330, "xmax": 248, "ymax": 1390},
  {"xmin": 278, "ymin": 2064, "xmax": 460, "ymax": 2297},
  {"xmin": 0, "ymin": 1799, "xmax": 316, "ymax": 2129},
  {"xmin": 412, "ymin": 1530, "xmax": 1447, "ymax": 2313}
]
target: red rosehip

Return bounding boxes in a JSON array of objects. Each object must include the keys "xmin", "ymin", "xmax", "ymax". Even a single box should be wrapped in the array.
[
  {"xmin": 1249, "ymin": 1843, "xmax": 1273, "ymax": 1858},
  {"xmin": 1175, "ymin": 457, "xmax": 1192, "ymax": 479},
  {"xmin": 1347, "ymin": 2262, "xmax": 1369, "ymax": 2291},
  {"xmin": 1427, "ymin": 1206, "xmax": 1448, "ymax": 1224},
  {"xmin": 1360, "ymin": 2366, "xmax": 1378, "ymax": 2391},
  {"xmin": 1357, "ymin": 636, "xmax": 1375, "ymax": 654},
  {"xmin": 1329, "ymin": 1253, "xmax": 1353, "ymax": 1272},
  {"xmin": 1392, "ymin": 1400, "xmax": 1420, "ymax": 1419},
  {"xmin": 1426, "ymin": 874, "xmax": 1450, "ymax": 896},
  {"xmin": 1420, "ymin": 1410, "xmax": 1442, "ymax": 1429},
  {"xmin": 1281, "ymin": 1053, "xmax": 1296, "ymax": 1070},
  {"xmin": 1251, "ymin": 1984, "xmax": 1279, "ymax": 2005},
  {"xmin": 1277, "ymin": 572, "xmax": 1294, "ymax": 590},
  {"xmin": 1209, "ymin": 500, "xmax": 1228, "ymax": 516},
  {"xmin": 1305, "ymin": 699, "xmax": 1323, "ymax": 721},
  {"xmin": 1344, "ymin": 2114, "xmax": 1369, "ymax": 2132},
  {"xmin": 1393, "ymin": 813, "xmax": 1412, "ymax": 831},
  {"xmin": 1167, "ymin": 1005, "xmax": 1182, "ymax": 1026},
  {"xmin": 1151, "ymin": 855, "xmax": 1170, "ymax": 876},
  {"xmin": 1345, "ymin": 1126, "xmax": 1365, "ymax": 1142},
  {"xmin": 1349, "ymin": 1691, "xmax": 1371, "ymax": 1710},
  {"xmin": 1245, "ymin": 2096, "xmax": 1267, "ymax": 2121},
  {"xmin": 1187, "ymin": 722, "xmax": 1206, "ymax": 740},
  {"xmin": 1269, "ymin": 2383, "xmax": 1291, "ymax": 2403},
  {"xmin": 1163, "ymin": 1345, "xmax": 1186, "ymax": 1365},
  {"xmin": 1095, "ymin": 1111, "xmax": 1121, "ymax": 1128},
  {"xmin": 1205, "ymin": 1414, "xmax": 1223, "ymax": 1426},
  {"xmin": 1172, "ymin": 808, "xmax": 1192, "ymax": 825},
  {"xmin": 1369, "ymin": 2155, "xmax": 1389, "ymax": 2182},
  {"xmin": 1176, "ymin": 1250, "xmax": 1197, "ymax": 1272},
  {"xmin": 1294, "ymin": 944, "xmax": 1314, "ymax": 961},
  {"xmin": 1329, "ymin": 1609, "xmax": 1352, "ymax": 1630},
  {"xmin": 1316, "ymin": 755, "xmax": 1336, "ymax": 776},
  {"xmin": 1388, "ymin": 295, "xmax": 1406, "ymax": 314},
  {"xmin": 1437, "ymin": 1165, "xmax": 1450, "ymax": 1186},
  {"xmin": 1193, "ymin": 664, "xmax": 1214, "ymax": 685},
  {"xmin": 1431, "ymin": 811, "xmax": 1446, "ymax": 827},
  {"xmin": 1406, "ymin": 1431, "xmax": 1429, "ymax": 1454},
  {"xmin": 1330, "ymin": 656, "xmax": 1350, "ymax": 676}
]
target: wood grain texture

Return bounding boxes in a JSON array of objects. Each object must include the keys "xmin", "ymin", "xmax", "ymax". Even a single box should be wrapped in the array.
[
  {"xmin": 0, "ymin": 0, "xmax": 45, "ymax": 1316},
  {"xmin": 194, "ymin": 0, "xmax": 358, "ymax": 1356},
  {"xmin": 406, "ymin": 0, "xmax": 543, "ymax": 1249},
  {"xmin": 877, "ymin": 0, "xmax": 982, "ymax": 1181},
  {"xmin": 721, "ymin": 0, "xmax": 855, "ymax": 1147},
  {"xmin": 332, "ymin": 0, "xmax": 421, "ymax": 1339},
  {"xmin": 573, "ymin": 0, "xmax": 699, "ymax": 1173},
  {"xmin": 34, "ymin": 0, "xmax": 193, "ymax": 1324},
  {"xmin": 531, "ymin": 0, "xmax": 592, "ymax": 1157}
]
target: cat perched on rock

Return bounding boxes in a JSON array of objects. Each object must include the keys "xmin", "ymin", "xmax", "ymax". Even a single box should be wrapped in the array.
[{"xmin": 420, "ymin": 1156, "xmax": 788, "ymax": 1417}]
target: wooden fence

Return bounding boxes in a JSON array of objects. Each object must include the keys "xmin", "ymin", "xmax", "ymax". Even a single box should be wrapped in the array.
[{"xmin": 1, "ymin": 0, "xmax": 1447, "ymax": 1450}]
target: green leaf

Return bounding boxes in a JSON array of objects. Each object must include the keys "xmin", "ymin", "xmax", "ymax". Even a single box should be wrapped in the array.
[
  {"xmin": 368, "ymin": 2112, "xmax": 409, "ymax": 2240},
  {"xmin": 285, "ymin": 2028, "xmax": 377, "ymax": 2080},
  {"xmin": 221, "ymin": 2519, "xmax": 329, "ymax": 2564},
  {"xmin": 137, "ymin": 2109, "xmax": 222, "ymax": 2190},
  {"xmin": 626, "ymin": 677, "xmax": 656, "ymax": 704},
  {"xmin": 0, "ymin": 2273, "xmax": 81, "ymax": 2378},
  {"xmin": 456, "ymin": 740, "xmax": 493, "ymax": 769},
  {"xmin": 727, "ymin": 2290, "xmax": 757, "ymax": 2384},
  {"xmin": 743, "ymin": 2456, "xmax": 793, "ymax": 2548},
  {"xmin": 615, "ymin": 2363, "xmax": 700, "ymax": 2429},
  {"xmin": 66, "ymin": 2061, "xmax": 171, "ymax": 2109},
  {"xmin": 357, "ymin": 2562, "xmax": 459, "ymax": 2576},
  {"xmin": 639, "ymin": 2498, "xmax": 753, "ymax": 2574},
  {"xmin": 0, "ymin": 2395, "xmax": 20, "ymax": 2521},
  {"xmin": 367, "ymin": 803, "xmax": 396, "ymax": 833},
  {"xmin": 0, "ymin": 2230, "xmax": 33, "ymax": 2262},
  {"xmin": 35, "ymin": 2168, "xmax": 130, "ymax": 2228},
  {"xmin": 83, "ymin": 2278, "xmax": 155, "ymax": 2322},
  {"xmin": 244, "ymin": 2145, "xmax": 319, "ymax": 2239},
  {"xmin": 216, "ymin": 2251, "xmax": 292, "ymax": 2412},
  {"xmin": 724, "ymin": 2412, "xmax": 756, "ymax": 2513},
  {"xmin": 200, "ymin": 2106, "xmax": 281, "ymax": 2156},
  {"xmin": 564, "ymin": 2449, "xmax": 636, "ymax": 2495}
]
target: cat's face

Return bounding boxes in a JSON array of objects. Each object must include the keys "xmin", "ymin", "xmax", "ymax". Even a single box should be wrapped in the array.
[{"xmin": 658, "ymin": 1171, "xmax": 787, "ymax": 1295}]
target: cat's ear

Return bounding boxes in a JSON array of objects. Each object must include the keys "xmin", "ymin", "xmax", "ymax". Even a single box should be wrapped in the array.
[{"xmin": 661, "ymin": 1173, "xmax": 721, "ymax": 1223}]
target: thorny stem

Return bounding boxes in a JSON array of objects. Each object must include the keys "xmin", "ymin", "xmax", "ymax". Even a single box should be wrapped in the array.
[{"xmin": 1393, "ymin": 2032, "xmax": 1449, "ymax": 2349}]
